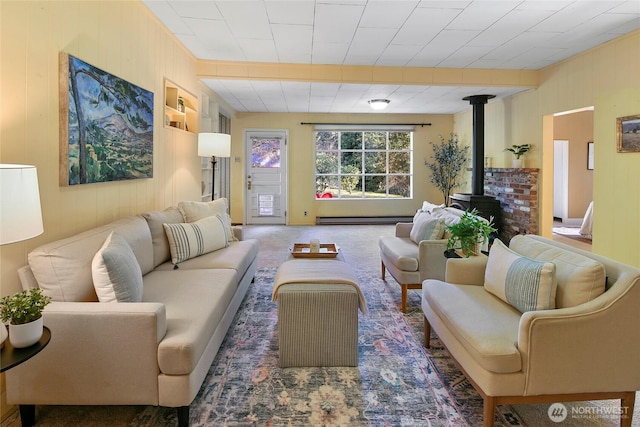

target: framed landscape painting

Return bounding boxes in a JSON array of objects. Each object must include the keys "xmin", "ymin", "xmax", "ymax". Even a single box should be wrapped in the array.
[
  {"xmin": 59, "ymin": 53, "xmax": 154, "ymax": 185},
  {"xmin": 616, "ymin": 114, "xmax": 640, "ymax": 153}
]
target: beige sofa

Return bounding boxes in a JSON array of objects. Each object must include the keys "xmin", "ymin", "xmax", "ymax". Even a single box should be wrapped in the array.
[
  {"xmin": 422, "ymin": 234, "xmax": 640, "ymax": 427},
  {"xmin": 6, "ymin": 201, "xmax": 259, "ymax": 427},
  {"xmin": 379, "ymin": 203, "xmax": 472, "ymax": 312}
]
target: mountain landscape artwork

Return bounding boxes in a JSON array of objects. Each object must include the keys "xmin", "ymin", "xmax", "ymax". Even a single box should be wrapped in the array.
[{"xmin": 59, "ymin": 53, "xmax": 154, "ymax": 185}]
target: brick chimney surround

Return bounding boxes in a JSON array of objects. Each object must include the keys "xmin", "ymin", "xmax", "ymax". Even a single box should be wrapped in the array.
[{"xmin": 483, "ymin": 168, "xmax": 539, "ymax": 243}]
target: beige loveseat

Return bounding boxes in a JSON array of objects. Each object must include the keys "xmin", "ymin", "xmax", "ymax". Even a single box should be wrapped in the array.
[
  {"xmin": 379, "ymin": 202, "xmax": 473, "ymax": 312},
  {"xmin": 6, "ymin": 200, "xmax": 259, "ymax": 427},
  {"xmin": 422, "ymin": 234, "xmax": 640, "ymax": 427}
]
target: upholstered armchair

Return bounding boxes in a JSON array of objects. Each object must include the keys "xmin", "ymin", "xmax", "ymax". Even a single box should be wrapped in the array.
[{"xmin": 379, "ymin": 222, "xmax": 449, "ymax": 312}]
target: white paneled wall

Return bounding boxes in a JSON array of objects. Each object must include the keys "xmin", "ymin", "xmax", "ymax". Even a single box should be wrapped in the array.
[{"xmin": 0, "ymin": 1, "xmax": 201, "ymax": 295}]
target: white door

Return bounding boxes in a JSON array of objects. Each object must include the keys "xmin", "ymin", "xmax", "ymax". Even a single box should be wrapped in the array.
[
  {"xmin": 553, "ymin": 140, "xmax": 569, "ymax": 221},
  {"xmin": 244, "ymin": 130, "xmax": 288, "ymax": 225}
]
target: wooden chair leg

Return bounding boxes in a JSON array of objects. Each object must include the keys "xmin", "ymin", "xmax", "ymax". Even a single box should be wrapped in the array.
[
  {"xmin": 483, "ymin": 396, "xmax": 496, "ymax": 427},
  {"xmin": 401, "ymin": 285, "xmax": 407, "ymax": 313},
  {"xmin": 621, "ymin": 391, "xmax": 635, "ymax": 427},
  {"xmin": 423, "ymin": 316, "xmax": 431, "ymax": 348},
  {"xmin": 381, "ymin": 260, "xmax": 386, "ymax": 280}
]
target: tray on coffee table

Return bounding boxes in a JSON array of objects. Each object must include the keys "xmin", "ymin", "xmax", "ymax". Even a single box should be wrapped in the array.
[{"xmin": 291, "ymin": 243, "xmax": 339, "ymax": 258}]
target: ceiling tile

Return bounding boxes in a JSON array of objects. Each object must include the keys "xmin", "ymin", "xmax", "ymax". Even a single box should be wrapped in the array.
[
  {"xmin": 447, "ymin": 1, "xmax": 517, "ymax": 31},
  {"xmin": 313, "ymin": 3, "xmax": 364, "ymax": 44},
  {"xmin": 266, "ymin": 1, "xmax": 315, "ymax": 25},
  {"xmin": 171, "ymin": 1, "xmax": 222, "ymax": 20},
  {"xmin": 392, "ymin": 7, "xmax": 458, "ymax": 45},
  {"xmin": 359, "ymin": 1, "xmax": 418, "ymax": 28},
  {"xmin": 216, "ymin": 1, "xmax": 271, "ymax": 39}
]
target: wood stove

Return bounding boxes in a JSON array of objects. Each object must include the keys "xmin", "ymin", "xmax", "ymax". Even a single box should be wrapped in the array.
[{"xmin": 450, "ymin": 95, "xmax": 501, "ymax": 232}]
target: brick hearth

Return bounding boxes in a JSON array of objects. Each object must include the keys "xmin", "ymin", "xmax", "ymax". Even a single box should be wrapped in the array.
[{"xmin": 483, "ymin": 168, "xmax": 539, "ymax": 243}]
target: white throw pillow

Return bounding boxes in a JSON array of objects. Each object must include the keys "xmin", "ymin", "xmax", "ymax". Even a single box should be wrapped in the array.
[
  {"xmin": 421, "ymin": 201, "xmax": 445, "ymax": 214},
  {"xmin": 178, "ymin": 199, "xmax": 237, "ymax": 241},
  {"xmin": 410, "ymin": 215, "xmax": 446, "ymax": 244},
  {"xmin": 484, "ymin": 240, "xmax": 557, "ymax": 313},
  {"xmin": 163, "ymin": 214, "xmax": 229, "ymax": 266},
  {"xmin": 92, "ymin": 232, "xmax": 143, "ymax": 303}
]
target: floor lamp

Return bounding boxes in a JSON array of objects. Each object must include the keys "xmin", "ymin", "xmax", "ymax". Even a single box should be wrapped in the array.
[
  {"xmin": 0, "ymin": 164, "xmax": 45, "ymax": 346},
  {"xmin": 198, "ymin": 133, "xmax": 231, "ymax": 200}
]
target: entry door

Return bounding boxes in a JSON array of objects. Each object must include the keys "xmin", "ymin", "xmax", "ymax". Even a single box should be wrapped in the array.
[{"xmin": 245, "ymin": 130, "xmax": 287, "ymax": 224}]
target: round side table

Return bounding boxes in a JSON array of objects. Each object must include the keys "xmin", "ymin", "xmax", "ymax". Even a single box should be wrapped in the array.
[{"xmin": 1, "ymin": 326, "xmax": 51, "ymax": 373}]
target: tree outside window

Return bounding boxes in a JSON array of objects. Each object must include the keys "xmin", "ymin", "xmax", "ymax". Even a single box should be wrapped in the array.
[{"xmin": 315, "ymin": 130, "xmax": 412, "ymax": 199}]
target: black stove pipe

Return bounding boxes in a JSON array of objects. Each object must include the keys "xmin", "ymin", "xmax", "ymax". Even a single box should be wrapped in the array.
[{"xmin": 463, "ymin": 94, "xmax": 495, "ymax": 196}]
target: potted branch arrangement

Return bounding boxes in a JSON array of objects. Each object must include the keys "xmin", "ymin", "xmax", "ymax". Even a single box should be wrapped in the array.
[
  {"xmin": 0, "ymin": 288, "xmax": 51, "ymax": 348},
  {"xmin": 505, "ymin": 144, "xmax": 532, "ymax": 168},
  {"xmin": 446, "ymin": 209, "xmax": 497, "ymax": 258},
  {"xmin": 425, "ymin": 133, "xmax": 469, "ymax": 206}
]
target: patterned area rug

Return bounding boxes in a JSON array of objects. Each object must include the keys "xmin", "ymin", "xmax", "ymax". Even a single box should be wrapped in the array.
[{"xmin": 134, "ymin": 267, "xmax": 519, "ymax": 426}]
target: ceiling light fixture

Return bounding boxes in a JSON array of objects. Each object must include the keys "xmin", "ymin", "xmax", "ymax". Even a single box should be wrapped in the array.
[{"xmin": 368, "ymin": 99, "xmax": 390, "ymax": 110}]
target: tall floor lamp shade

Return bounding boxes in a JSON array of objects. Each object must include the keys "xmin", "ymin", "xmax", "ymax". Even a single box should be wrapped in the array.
[
  {"xmin": 198, "ymin": 133, "xmax": 231, "ymax": 200},
  {"xmin": 0, "ymin": 164, "xmax": 44, "ymax": 346}
]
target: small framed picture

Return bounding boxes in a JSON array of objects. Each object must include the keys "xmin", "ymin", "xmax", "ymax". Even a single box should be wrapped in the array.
[
  {"xmin": 587, "ymin": 142, "xmax": 594, "ymax": 170},
  {"xmin": 616, "ymin": 114, "xmax": 640, "ymax": 153}
]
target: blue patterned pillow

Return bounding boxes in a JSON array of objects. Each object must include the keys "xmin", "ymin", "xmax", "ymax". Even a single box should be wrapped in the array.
[
  {"xmin": 92, "ymin": 232, "xmax": 143, "ymax": 302},
  {"xmin": 484, "ymin": 240, "xmax": 557, "ymax": 313}
]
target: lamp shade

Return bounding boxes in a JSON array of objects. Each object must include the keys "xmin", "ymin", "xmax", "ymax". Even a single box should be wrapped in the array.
[
  {"xmin": 0, "ymin": 164, "xmax": 44, "ymax": 245},
  {"xmin": 198, "ymin": 133, "xmax": 231, "ymax": 158}
]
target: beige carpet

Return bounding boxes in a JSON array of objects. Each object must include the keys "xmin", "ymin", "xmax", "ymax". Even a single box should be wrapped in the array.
[{"xmin": 2, "ymin": 224, "xmax": 637, "ymax": 426}]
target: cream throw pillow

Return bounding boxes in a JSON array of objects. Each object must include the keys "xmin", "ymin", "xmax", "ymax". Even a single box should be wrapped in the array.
[
  {"xmin": 92, "ymin": 232, "xmax": 143, "ymax": 303},
  {"xmin": 163, "ymin": 215, "xmax": 228, "ymax": 266},
  {"xmin": 484, "ymin": 240, "xmax": 557, "ymax": 313},
  {"xmin": 178, "ymin": 199, "xmax": 237, "ymax": 242},
  {"xmin": 509, "ymin": 235, "xmax": 606, "ymax": 308},
  {"xmin": 410, "ymin": 215, "xmax": 446, "ymax": 244}
]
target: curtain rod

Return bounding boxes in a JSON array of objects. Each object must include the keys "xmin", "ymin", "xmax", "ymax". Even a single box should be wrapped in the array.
[{"xmin": 300, "ymin": 122, "xmax": 431, "ymax": 126}]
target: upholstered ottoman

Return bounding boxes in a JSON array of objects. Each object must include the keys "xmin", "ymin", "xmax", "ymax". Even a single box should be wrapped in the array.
[{"xmin": 272, "ymin": 259, "xmax": 367, "ymax": 368}]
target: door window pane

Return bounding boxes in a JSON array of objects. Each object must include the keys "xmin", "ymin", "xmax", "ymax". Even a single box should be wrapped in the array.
[{"xmin": 251, "ymin": 137, "xmax": 281, "ymax": 168}]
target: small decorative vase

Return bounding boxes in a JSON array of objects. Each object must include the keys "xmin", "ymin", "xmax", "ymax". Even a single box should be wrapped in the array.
[
  {"xmin": 512, "ymin": 158, "xmax": 523, "ymax": 168},
  {"xmin": 9, "ymin": 316, "xmax": 43, "ymax": 348}
]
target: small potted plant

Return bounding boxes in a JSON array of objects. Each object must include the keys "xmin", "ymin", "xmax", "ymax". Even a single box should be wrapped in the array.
[
  {"xmin": 505, "ymin": 144, "xmax": 532, "ymax": 168},
  {"xmin": 0, "ymin": 288, "xmax": 51, "ymax": 348},
  {"xmin": 446, "ymin": 209, "xmax": 497, "ymax": 257}
]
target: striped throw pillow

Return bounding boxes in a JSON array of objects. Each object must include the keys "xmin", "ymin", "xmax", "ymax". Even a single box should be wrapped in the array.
[
  {"xmin": 484, "ymin": 239, "xmax": 557, "ymax": 313},
  {"xmin": 163, "ymin": 214, "xmax": 228, "ymax": 266}
]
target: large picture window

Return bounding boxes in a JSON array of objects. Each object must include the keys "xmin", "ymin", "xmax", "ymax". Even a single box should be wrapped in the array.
[{"xmin": 315, "ymin": 129, "xmax": 413, "ymax": 199}]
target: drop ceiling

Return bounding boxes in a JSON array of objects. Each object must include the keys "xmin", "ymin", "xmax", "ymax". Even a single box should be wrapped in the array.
[{"xmin": 143, "ymin": 0, "xmax": 640, "ymax": 114}]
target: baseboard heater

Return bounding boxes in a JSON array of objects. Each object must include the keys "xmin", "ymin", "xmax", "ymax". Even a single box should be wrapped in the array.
[{"xmin": 315, "ymin": 216, "xmax": 413, "ymax": 225}]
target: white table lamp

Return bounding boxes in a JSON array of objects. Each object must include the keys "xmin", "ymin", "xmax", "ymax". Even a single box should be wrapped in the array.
[
  {"xmin": 198, "ymin": 133, "xmax": 231, "ymax": 200},
  {"xmin": 0, "ymin": 164, "xmax": 44, "ymax": 346}
]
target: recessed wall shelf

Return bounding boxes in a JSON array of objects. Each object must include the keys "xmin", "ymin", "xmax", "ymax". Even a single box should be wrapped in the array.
[{"xmin": 164, "ymin": 78, "xmax": 198, "ymax": 133}]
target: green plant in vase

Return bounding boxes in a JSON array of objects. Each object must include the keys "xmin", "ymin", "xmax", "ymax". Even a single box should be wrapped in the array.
[
  {"xmin": 0, "ymin": 288, "xmax": 51, "ymax": 348},
  {"xmin": 505, "ymin": 144, "xmax": 532, "ymax": 167},
  {"xmin": 446, "ymin": 209, "xmax": 497, "ymax": 257},
  {"xmin": 0, "ymin": 288, "xmax": 51, "ymax": 325}
]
